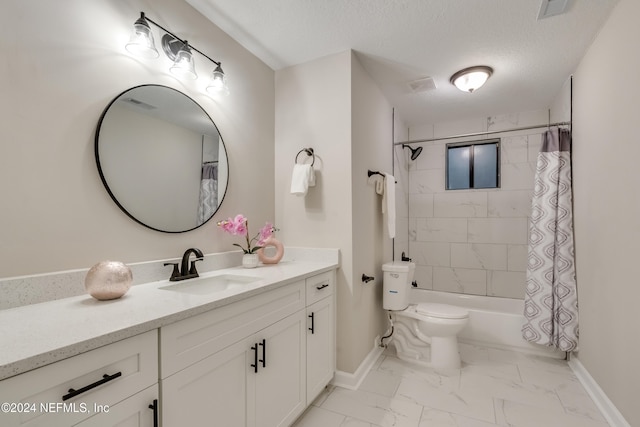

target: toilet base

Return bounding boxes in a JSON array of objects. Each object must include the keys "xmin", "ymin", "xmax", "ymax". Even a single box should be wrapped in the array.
[{"xmin": 391, "ymin": 316, "xmax": 463, "ymax": 370}]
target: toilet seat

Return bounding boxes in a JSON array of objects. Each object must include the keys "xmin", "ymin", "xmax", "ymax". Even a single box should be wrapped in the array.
[{"xmin": 416, "ymin": 303, "xmax": 468, "ymax": 319}]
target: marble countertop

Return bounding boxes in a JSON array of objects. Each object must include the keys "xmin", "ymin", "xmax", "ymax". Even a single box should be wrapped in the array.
[{"xmin": 0, "ymin": 258, "xmax": 338, "ymax": 381}]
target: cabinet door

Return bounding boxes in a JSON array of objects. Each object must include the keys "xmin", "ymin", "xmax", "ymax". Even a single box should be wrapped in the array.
[
  {"xmin": 161, "ymin": 338, "xmax": 250, "ymax": 427},
  {"xmin": 73, "ymin": 385, "xmax": 157, "ymax": 427},
  {"xmin": 0, "ymin": 331, "xmax": 157, "ymax": 427},
  {"xmin": 306, "ymin": 297, "xmax": 335, "ymax": 403},
  {"xmin": 249, "ymin": 311, "xmax": 306, "ymax": 427}
]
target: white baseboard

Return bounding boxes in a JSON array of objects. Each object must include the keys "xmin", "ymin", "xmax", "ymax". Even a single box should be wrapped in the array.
[
  {"xmin": 332, "ymin": 336, "xmax": 384, "ymax": 390},
  {"xmin": 568, "ymin": 357, "xmax": 630, "ymax": 427}
]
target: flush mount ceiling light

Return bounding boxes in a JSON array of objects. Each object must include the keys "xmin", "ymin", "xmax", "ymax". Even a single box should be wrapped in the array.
[
  {"xmin": 125, "ymin": 12, "xmax": 229, "ymax": 94},
  {"xmin": 450, "ymin": 66, "xmax": 493, "ymax": 93}
]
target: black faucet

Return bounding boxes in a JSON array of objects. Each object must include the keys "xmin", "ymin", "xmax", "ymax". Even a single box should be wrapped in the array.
[{"xmin": 164, "ymin": 248, "xmax": 204, "ymax": 281}]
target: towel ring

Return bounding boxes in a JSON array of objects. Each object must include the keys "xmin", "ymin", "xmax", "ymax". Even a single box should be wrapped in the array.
[{"xmin": 295, "ymin": 148, "xmax": 315, "ymax": 166}]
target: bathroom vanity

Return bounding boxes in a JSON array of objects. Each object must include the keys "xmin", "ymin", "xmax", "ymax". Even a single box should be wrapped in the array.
[{"xmin": 0, "ymin": 256, "xmax": 337, "ymax": 427}]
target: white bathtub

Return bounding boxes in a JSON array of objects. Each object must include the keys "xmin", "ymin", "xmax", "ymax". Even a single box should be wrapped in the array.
[{"xmin": 409, "ymin": 289, "xmax": 565, "ymax": 359}]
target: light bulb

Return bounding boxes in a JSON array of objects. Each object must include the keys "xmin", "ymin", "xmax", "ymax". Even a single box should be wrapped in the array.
[{"xmin": 125, "ymin": 12, "xmax": 159, "ymax": 59}]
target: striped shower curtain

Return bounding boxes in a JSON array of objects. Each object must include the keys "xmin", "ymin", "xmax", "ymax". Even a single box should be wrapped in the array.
[
  {"xmin": 197, "ymin": 162, "xmax": 218, "ymax": 225},
  {"xmin": 522, "ymin": 127, "xmax": 578, "ymax": 352}
]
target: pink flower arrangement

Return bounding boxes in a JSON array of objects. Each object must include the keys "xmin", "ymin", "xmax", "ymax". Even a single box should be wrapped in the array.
[{"xmin": 217, "ymin": 214, "xmax": 278, "ymax": 254}]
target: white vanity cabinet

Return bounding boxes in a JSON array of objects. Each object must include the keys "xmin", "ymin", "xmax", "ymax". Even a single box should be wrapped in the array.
[
  {"xmin": 304, "ymin": 270, "xmax": 335, "ymax": 403},
  {"xmin": 249, "ymin": 309, "xmax": 306, "ymax": 427},
  {"xmin": 160, "ymin": 269, "xmax": 336, "ymax": 427},
  {"xmin": 160, "ymin": 280, "xmax": 307, "ymax": 427},
  {"xmin": 161, "ymin": 310, "xmax": 306, "ymax": 427},
  {"xmin": 0, "ymin": 330, "xmax": 158, "ymax": 427}
]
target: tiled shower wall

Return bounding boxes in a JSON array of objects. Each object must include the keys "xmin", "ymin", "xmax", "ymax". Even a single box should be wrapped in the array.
[{"xmin": 394, "ymin": 110, "xmax": 551, "ymax": 299}]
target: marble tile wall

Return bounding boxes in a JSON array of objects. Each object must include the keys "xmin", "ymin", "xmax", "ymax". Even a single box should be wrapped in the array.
[{"xmin": 395, "ymin": 111, "xmax": 548, "ymax": 299}]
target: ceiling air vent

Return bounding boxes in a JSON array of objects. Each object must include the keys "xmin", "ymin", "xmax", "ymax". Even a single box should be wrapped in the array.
[
  {"xmin": 407, "ymin": 77, "xmax": 436, "ymax": 93},
  {"xmin": 121, "ymin": 97, "xmax": 157, "ymax": 110},
  {"xmin": 537, "ymin": 0, "xmax": 569, "ymax": 20}
]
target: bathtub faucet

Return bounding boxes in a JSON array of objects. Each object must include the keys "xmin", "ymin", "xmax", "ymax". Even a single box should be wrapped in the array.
[{"xmin": 362, "ymin": 274, "xmax": 375, "ymax": 283}]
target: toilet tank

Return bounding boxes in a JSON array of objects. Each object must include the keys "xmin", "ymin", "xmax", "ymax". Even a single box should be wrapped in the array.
[{"xmin": 382, "ymin": 261, "xmax": 415, "ymax": 311}]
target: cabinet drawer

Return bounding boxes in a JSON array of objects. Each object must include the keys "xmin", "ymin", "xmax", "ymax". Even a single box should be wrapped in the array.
[
  {"xmin": 160, "ymin": 280, "xmax": 305, "ymax": 378},
  {"xmin": 0, "ymin": 330, "xmax": 157, "ymax": 427},
  {"xmin": 74, "ymin": 384, "xmax": 158, "ymax": 427},
  {"xmin": 305, "ymin": 271, "xmax": 334, "ymax": 306}
]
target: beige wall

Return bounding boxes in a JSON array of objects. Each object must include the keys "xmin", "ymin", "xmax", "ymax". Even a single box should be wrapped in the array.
[
  {"xmin": 572, "ymin": 0, "xmax": 640, "ymax": 424},
  {"xmin": 0, "ymin": 0, "xmax": 275, "ymax": 277},
  {"xmin": 350, "ymin": 52, "xmax": 394, "ymax": 371},
  {"xmin": 275, "ymin": 51, "xmax": 393, "ymax": 373}
]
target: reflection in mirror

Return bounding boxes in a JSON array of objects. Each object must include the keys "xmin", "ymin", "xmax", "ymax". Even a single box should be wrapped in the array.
[{"xmin": 95, "ymin": 85, "xmax": 228, "ymax": 233}]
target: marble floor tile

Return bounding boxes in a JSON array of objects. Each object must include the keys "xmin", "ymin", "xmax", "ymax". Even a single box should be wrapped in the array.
[
  {"xmin": 555, "ymin": 380, "xmax": 608, "ymax": 423},
  {"xmin": 377, "ymin": 355, "xmax": 461, "ymax": 389},
  {"xmin": 359, "ymin": 367, "xmax": 403, "ymax": 397},
  {"xmin": 460, "ymin": 359, "xmax": 521, "ymax": 383},
  {"xmin": 419, "ymin": 407, "xmax": 499, "ymax": 427},
  {"xmin": 460, "ymin": 371, "xmax": 564, "ymax": 412},
  {"xmin": 292, "ymin": 406, "xmax": 345, "ymax": 427},
  {"xmin": 321, "ymin": 387, "xmax": 424, "ymax": 427},
  {"xmin": 458, "ymin": 343, "xmax": 491, "ymax": 364},
  {"xmin": 495, "ymin": 398, "xmax": 610, "ymax": 427},
  {"xmin": 293, "ymin": 345, "xmax": 610, "ymax": 427},
  {"xmin": 396, "ymin": 375, "xmax": 496, "ymax": 423}
]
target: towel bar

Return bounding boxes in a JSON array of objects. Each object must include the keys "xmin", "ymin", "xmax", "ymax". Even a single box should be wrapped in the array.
[
  {"xmin": 368, "ymin": 170, "xmax": 397, "ymax": 183},
  {"xmin": 295, "ymin": 148, "xmax": 315, "ymax": 166}
]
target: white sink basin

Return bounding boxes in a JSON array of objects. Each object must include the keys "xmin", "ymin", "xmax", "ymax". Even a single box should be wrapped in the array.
[{"xmin": 159, "ymin": 274, "xmax": 261, "ymax": 295}]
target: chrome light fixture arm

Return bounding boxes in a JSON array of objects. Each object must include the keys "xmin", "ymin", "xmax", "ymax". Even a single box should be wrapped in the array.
[{"xmin": 143, "ymin": 15, "xmax": 221, "ymax": 67}]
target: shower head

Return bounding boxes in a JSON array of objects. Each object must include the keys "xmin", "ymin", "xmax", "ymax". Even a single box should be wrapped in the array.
[{"xmin": 402, "ymin": 144, "xmax": 423, "ymax": 161}]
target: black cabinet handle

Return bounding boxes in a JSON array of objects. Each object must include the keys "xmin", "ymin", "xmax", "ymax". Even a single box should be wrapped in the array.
[
  {"xmin": 308, "ymin": 312, "xmax": 315, "ymax": 334},
  {"xmin": 62, "ymin": 372, "xmax": 122, "ymax": 401},
  {"xmin": 316, "ymin": 283, "xmax": 329, "ymax": 290},
  {"xmin": 148, "ymin": 399, "xmax": 158, "ymax": 427},
  {"xmin": 258, "ymin": 339, "xmax": 266, "ymax": 368},
  {"xmin": 250, "ymin": 343, "xmax": 259, "ymax": 373}
]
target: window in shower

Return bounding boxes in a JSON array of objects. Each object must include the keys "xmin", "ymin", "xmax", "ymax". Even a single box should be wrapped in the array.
[{"xmin": 446, "ymin": 139, "xmax": 500, "ymax": 190}]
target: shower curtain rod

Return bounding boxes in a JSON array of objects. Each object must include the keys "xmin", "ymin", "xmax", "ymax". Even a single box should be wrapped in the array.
[{"xmin": 394, "ymin": 121, "xmax": 571, "ymax": 146}]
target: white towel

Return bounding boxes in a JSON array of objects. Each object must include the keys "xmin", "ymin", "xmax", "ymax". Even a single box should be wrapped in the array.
[
  {"xmin": 308, "ymin": 167, "xmax": 316, "ymax": 187},
  {"xmin": 290, "ymin": 164, "xmax": 312, "ymax": 195},
  {"xmin": 382, "ymin": 173, "xmax": 396, "ymax": 238},
  {"xmin": 375, "ymin": 177, "xmax": 384, "ymax": 195}
]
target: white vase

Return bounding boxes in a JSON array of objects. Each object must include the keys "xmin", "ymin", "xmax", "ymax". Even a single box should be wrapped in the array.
[{"xmin": 242, "ymin": 253, "xmax": 259, "ymax": 268}]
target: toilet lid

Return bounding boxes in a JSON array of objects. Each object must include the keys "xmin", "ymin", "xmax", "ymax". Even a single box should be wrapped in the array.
[{"xmin": 416, "ymin": 303, "xmax": 469, "ymax": 319}]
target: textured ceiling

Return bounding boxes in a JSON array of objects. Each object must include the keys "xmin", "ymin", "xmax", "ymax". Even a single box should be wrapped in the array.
[{"xmin": 186, "ymin": 0, "xmax": 619, "ymax": 125}]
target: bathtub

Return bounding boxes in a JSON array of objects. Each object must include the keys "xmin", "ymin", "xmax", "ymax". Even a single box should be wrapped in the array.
[{"xmin": 409, "ymin": 289, "xmax": 565, "ymax": 359}]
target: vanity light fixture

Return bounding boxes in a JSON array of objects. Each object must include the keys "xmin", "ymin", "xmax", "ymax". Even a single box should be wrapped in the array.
[
  {"xmin": 166, "ymin": 38, "xmax": 197, "ymax": 80},
  {"xmin": 125, "ymin": 12, "xmax": 229, "ymax": 94},
  {"xmin": 206, "ymin": 64, "xmax": 229, "ymax": 95},
  {"xmin": 125, "ymin": 12, "xmax": 159, "ymax": 59},
  {"xmin": 450, "ymin": 66, "xmax": 493, "ymax": 93}
]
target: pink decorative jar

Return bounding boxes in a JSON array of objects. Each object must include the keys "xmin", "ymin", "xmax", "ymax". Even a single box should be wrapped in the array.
[{"xmin": 257, "ymin": 237, "xmax": 285, "ymax": 265}]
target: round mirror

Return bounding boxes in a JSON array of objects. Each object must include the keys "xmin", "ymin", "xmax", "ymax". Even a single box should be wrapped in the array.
[{"xmin": 95, "ymin": 85, "xmax": 228, "ymax": 233}]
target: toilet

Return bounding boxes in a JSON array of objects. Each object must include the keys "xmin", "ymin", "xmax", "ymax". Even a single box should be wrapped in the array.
[{"xmin": 382, "ymin": 261, "xmax": 469, "ymax": 369}]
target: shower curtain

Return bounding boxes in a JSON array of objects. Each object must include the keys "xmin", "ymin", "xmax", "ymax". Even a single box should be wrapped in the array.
[
  {"xmin": 522, "ymin": 128, "xmax": 578, "ymax": 352},
  {"xmin": 197, "ymin": 162, "xmax": 218, "ymax": 225}
]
